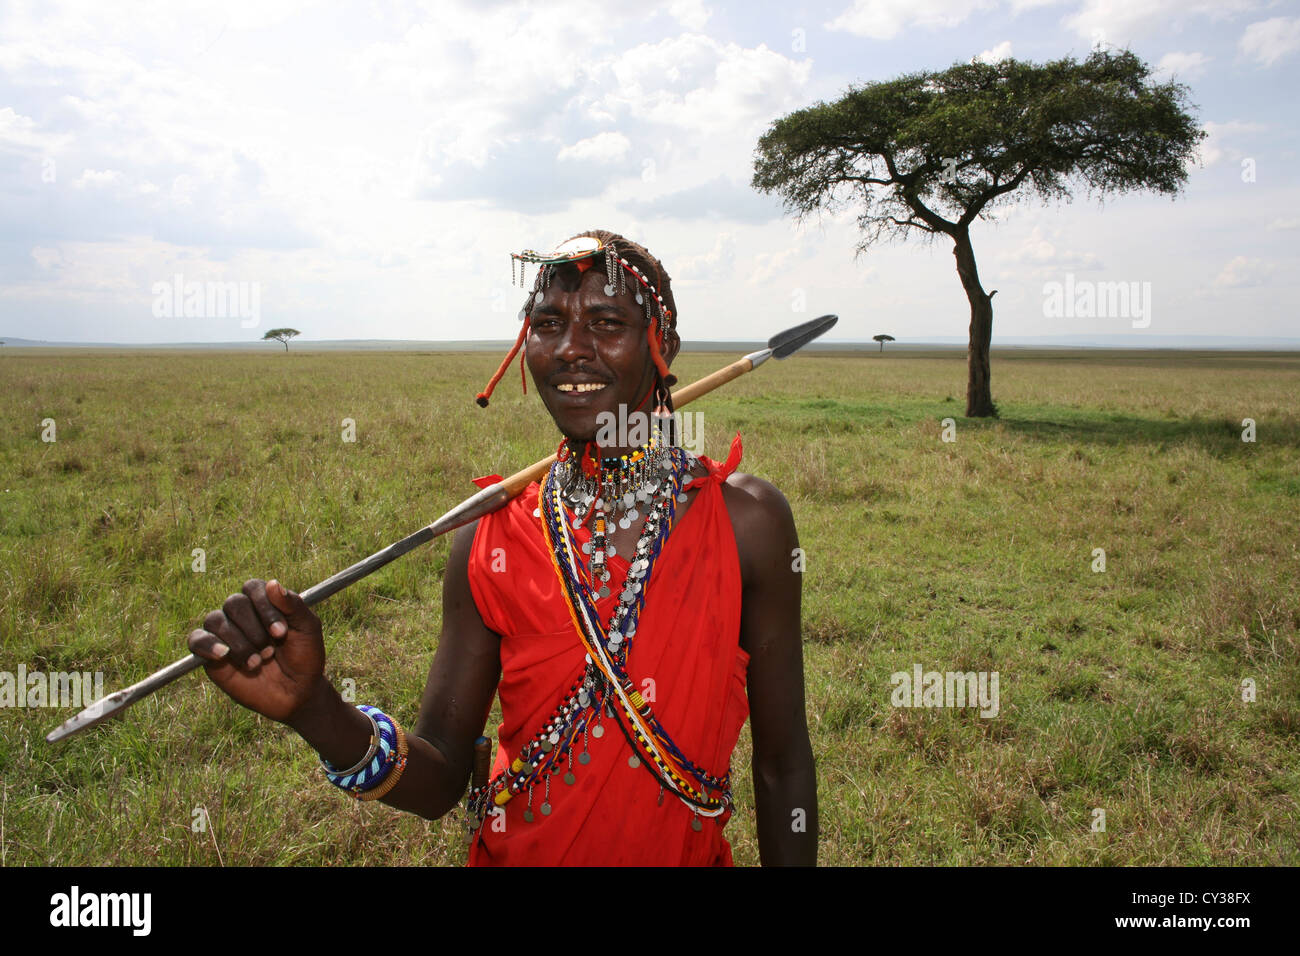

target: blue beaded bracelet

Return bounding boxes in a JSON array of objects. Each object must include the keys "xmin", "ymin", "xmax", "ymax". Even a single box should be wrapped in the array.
[{"xmin": 322, "ymin": 705, "xmax": 401, "ymax": 795}]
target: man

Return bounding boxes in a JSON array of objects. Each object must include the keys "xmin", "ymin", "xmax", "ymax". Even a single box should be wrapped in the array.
[{"xmin": 187, "ymin": 229, "xmax": 817, "ymax": 865}]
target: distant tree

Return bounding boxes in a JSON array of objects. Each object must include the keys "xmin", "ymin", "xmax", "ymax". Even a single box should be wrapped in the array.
[
  {"xmin": 873, "ymin": 334, "xmax": 895, "ymax": 352},
  {"xmin": 263, "ymin": 328, "xmax": 300, "ymax": 351},
  {"xmin": 753, "ymin": 49, "xmax": 1205, "ymax": 417}
]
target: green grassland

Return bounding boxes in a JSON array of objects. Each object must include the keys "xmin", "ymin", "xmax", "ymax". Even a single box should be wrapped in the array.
[{"xmin": 1, "ymin": 347, "xmax": 1297, "ymax": 865}]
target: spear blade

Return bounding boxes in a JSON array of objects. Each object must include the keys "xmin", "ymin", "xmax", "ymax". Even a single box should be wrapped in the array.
[
  {"xmin": 770, "ymin": 313, "xmax": 838, "ymax": 359},
  {"xmin": 46, "ymin": 654, "xmax": 203, "ymax": 743}
]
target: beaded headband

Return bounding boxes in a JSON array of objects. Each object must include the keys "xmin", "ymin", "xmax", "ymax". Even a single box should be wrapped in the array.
[{"xmin": 475, "ymin": 234, "xmax": 676, "ymax": 408}]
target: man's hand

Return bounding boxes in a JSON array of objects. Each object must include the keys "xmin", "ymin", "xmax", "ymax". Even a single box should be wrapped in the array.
[{"xmin": 187, "ymin": 578, "xmax": 327, "ymax": 725}]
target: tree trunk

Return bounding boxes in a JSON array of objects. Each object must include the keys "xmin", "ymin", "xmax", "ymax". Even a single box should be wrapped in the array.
[
  {"xmin": 283, "ymin": 341, "xmax": 289, "ymax": 352},
  {"xmin": 952, "ymin": 227, "xmax": 996, "ymax": 417}
]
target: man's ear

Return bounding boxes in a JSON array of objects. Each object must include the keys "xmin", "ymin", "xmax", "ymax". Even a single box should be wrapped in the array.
[{"xmin": 664, "ymin": 329, "xmax": 681, "ymax": 368}]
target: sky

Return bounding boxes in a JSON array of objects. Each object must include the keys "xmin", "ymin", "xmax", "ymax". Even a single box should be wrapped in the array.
[{"xmin": 0, "ymin": 0, "xmax": 1297, "ymax": 346}]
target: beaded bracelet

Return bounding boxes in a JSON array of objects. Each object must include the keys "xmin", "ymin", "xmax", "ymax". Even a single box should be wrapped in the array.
[
  {"xmin": 321, "ymin": 705, "xmax": 405, "ymax": 798},
  {"xmin": 358, "ymin": 721, "xmax": 407, "ymax": 802},
  {"xmin": 320, "ymin": 708, "xmax": 381, "ymax": 778}
]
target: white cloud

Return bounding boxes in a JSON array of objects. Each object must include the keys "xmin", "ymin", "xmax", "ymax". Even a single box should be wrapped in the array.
[
  {"xmin": 675, "ymin": 232, "xmax": 736, "ymax": 281},
  {"xmin": 557, "ymin": 132, "xmax": 631, "ymax": 164},
  {"xmin": 1065, "ymin": 0, "xmax": 1256, "ymax": 46},
  {"xmin": 975, "ymin": 40, "xmax": 1013, "ymax": 64},
  {"xmin": 354, "ymin": 1, "xmax": 612, "ymax": 168},
  {"xmin": 668, "ymin": 0, "xmax": 712, "ymax": 31},
  {"xmin": 1196, "ymin": 120, "xmax": 1264, "ymax": 167},
  {"xmin": 1007, "ymin": 226, "xmax": 1103, "ymax": 270},
  {"xmin": 826, "ymin": 0, "xmax": 995, "ymax": 40},
  {"xmin": 1268, "ymin": 217, "xmax": 1300, "ymax": 231},
  {"xmin": 0, "ymin": 106, "xmax": 70, "ymax": 154},
  {"xmin": 748, "ymin": 244, "xmax": 803, "ymax": 284},
  {"xmin": 73, "ymin": 168, "xmax": 122, "ymax": 189},
  {"xmin": 1213, "ymin": 256, "xmax": 1274, "ymax": 288},
  {"xmin": 597, "ymin": 36, "xmax": 812, "ymax": 137},
  {"xmin": 31, "ymin": 246, "xmax": 65, "ymax": 270},
  {"xmin": 0, "ymin": 107, "xmax": 37, "ymax": 144},
  {"xmin": 1239, "ymin": 17, "xmax": 1300, "ymax": 67},
  {"xmin": 1155, "ymin": 51, "xmax": 1211, "ymax": 79},
  {"xmin": 365, "ymin": 11, "xmax": 810, "ymax": 213},
  {"xmin": 823, "ymin": 0, "xmax": 1255, "ymax": 47}
]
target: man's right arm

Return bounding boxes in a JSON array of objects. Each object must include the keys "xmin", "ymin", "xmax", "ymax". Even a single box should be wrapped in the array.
[{"xmin": 286, "ymin": 520, "xmax": 502, "ymax": 821}]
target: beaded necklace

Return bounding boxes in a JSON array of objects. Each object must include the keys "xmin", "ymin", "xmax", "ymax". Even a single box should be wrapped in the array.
[{"xmin": 463, "ymin": 430, "xmax": 734, "ymax": 839}]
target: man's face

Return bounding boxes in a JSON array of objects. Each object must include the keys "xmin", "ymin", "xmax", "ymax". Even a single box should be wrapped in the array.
[{"xmin": 525, "ymin": 261, "xmax": 675, "ymax": 445}]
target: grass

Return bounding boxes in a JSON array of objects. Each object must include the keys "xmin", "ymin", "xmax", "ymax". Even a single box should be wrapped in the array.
[{"xmin": 1, "ymin": 347, "xmax": 1297, "ymax": 865}]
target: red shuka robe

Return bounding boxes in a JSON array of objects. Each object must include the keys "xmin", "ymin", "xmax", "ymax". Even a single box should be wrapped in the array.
[{"xmin": 466, "ymin": 435, "xmax": 748, "ymax": 866}]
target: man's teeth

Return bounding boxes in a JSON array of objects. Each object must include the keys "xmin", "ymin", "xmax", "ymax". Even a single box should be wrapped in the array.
[{"xmin": 556, "ymin": 383, "xmax": 607, "ymax": 392}]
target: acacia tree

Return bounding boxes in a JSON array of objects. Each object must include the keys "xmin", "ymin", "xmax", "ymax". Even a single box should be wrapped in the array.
[
  {"xmin": 263, "ymin": 328, "xmax": 300, "ymax": 351},
  {"xmin": 753, "ymin": 49, "xmax": 1204, "ymax": 416}
]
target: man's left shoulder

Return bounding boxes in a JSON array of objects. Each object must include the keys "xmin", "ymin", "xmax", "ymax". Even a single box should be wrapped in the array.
[
  {"xmin": 720, "ymin": 471, "xmax": 793, "ymax": 517},
  {"xmin": 719, "ymin": 472, "xmax": 797, "ymax": 551}
]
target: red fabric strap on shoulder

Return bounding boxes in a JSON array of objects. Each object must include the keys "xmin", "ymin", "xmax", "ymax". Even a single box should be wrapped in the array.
[{"xmin": 684, "ymin": 432, "xmax": 743, "ymax": 489}]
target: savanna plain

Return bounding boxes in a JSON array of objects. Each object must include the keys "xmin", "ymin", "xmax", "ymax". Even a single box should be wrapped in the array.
[{"xmin": 1, "ymin": 347, "xmax": 1297, "ymax": 865}]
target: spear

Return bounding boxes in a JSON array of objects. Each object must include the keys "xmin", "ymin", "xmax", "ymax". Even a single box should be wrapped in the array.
[{"xmin": 46, "ymin": 314, "xmax": 838, "ymax": 743}]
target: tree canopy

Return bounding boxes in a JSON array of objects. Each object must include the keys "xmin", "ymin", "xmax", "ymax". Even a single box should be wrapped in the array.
[
  {"xmin": 262, "ymin": 328, "xmax": 301, "ymax": 351},
  {"xmin": 753, "ymin": 49, "xmax": 1205, "ymax": 415}
]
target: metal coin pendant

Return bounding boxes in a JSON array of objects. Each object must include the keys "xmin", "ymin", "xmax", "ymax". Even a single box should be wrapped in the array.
[
  {"xmin": 691, "ymin": 817, "xmax": 703, "ymax": 832},
  {"xmin": 592, "ymin": 724, "xmax": 605, "ymax": 739},
  {"xmin": 524, "ymin": 809, "xmax": 535, "ymax": 823},
  {"xmin": 628, "ymin": 755, "xmax": 640, "ymax": 769},
  {"xmin": 540, "ymin": 802, "xmax": 552, "ymax": 816},
  {"xmin": 604, "ymin": 284, "xmax": 615, "ymax": 296},
  {"xmin": 564, "ymin": 772, "xmax": 576, "ymax": 785},
  {"xmin": 579, "ymin": 751, "xmax": 591, "ymax": 764}
]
